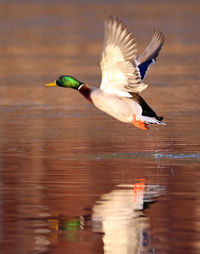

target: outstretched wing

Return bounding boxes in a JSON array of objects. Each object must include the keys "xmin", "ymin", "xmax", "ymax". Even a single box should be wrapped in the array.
[
  {"xmin": 137, "ymin": 29, "xmax": 165, "ymax": 79},
  {"xmin": 100, "ymin": 16, "xmax": 148, "ymax": 96}
]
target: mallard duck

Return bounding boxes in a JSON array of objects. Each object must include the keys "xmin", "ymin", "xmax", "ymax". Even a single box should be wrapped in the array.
[{"xmin": 46, "ymin": 16, "xmax": 166, "ymax": 130}]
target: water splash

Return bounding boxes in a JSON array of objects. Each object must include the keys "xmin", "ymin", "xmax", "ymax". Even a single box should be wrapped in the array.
[{"xmin": 152, "ymin": 153, "xmax": 200, "ymax": 160}]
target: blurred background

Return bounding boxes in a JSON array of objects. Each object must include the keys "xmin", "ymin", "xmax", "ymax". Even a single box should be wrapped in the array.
[{"xmin": 0, "ymin": 0, "xmax": 199, "ymax": 253}]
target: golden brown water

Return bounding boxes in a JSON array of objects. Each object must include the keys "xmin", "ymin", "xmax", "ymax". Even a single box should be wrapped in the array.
[{"xmin": 0, "ymin": 1, "xmax": 200, "ymax": 254}]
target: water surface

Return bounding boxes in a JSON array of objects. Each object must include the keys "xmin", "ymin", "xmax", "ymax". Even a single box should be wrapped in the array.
[{"xmin": 0, "ymin": 1, "xmax": 200, "ymax": 254}]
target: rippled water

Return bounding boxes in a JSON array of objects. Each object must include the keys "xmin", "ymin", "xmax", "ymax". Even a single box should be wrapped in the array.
[{"xmin": 0, "ymin": 1, "xmax": 200, "ymax": 254}]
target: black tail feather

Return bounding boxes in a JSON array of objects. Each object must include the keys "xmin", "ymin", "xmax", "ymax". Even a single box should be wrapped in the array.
[
  {"xmin": 130, "ymin": 93, "xmax": 164, "ymax": 121},
  {"xmin": 157, "ymin": 116, "xmax": 164, "ymax": 121}
]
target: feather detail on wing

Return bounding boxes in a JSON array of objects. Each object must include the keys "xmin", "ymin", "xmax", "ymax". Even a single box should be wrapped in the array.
[
  {"xmin": 100, "ymin": 16, "xmax": 148, "ymax": 96},
  {"xmin": 137, "ymin": 29, "xmax": 165, "ymax": 79}
]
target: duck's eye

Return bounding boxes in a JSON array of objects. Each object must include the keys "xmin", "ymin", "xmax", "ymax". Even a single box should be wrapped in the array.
[
  {"xmin": 57, "ymin": 76, "xmax": 64, "ymax": 84},
  {"xmin": 56, "ymin": 79, "xmax": 61, "ymax": 85}
]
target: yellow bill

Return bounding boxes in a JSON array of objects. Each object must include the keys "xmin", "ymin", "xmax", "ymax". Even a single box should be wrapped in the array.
[{"xmin": 46, "ymin": 81, "xmax": 57, "ymax": 87}]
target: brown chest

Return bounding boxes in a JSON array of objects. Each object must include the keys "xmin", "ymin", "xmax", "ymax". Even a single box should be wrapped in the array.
[{"xmin": 78, "ymin": 85, "xmax": 93, "ymax": 104}]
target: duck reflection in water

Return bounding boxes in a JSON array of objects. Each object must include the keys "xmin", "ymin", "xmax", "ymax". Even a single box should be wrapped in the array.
[{"xmin": 92, "ymin": 179, "xmax": 164, "ymax": 254}]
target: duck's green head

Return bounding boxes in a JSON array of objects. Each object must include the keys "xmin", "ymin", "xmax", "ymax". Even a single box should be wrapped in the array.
[{"xmin": 46, "ymin": 75, "xmax": 83, "ymax": 90}]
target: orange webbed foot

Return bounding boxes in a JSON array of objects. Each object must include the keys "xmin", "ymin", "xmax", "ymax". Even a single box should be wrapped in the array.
[{"xmin": 132, "ymin": 115, "xmax": 149, "ymax": 130}]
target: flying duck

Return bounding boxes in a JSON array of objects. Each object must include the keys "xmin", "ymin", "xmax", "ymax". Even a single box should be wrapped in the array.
[{"xmin": 46, "ymin": 16, "xmax": 165, "ymax": 130}]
